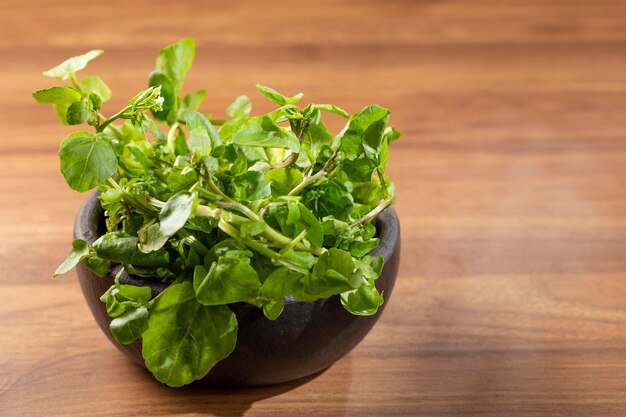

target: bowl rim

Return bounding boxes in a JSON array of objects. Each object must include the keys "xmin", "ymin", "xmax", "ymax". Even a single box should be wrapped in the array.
[{"xmin": 74, "ymin": 191, "xmax": 400, "ymax": 302}]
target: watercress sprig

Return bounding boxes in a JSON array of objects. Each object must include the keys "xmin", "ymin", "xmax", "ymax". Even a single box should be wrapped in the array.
[{"xmin": 35, "ymin": 38, "xmax": 400, "ymax": 387}]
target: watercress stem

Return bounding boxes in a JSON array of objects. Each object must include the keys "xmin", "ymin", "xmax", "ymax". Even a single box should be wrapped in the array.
[
  {"xmin": 377, "ymin": 168, "xmax": 389, "ymax": 199},
  {"xmin": 217, "ymin": 204, "xmax": 324, "ymax": 256},
  {"xmin": 107, "ymin": 177, "xmax": 122, "ymax": 189},
  {"xmin": 97, "ymin": 106, "xmax": 130, "ymax": 133},
  {"xmin": 349, "ymin": 197, "xmax": 395, "ymax": 227},
  {"xmin": 289, "ymin": 170, "xmax": 321, "ymax": 196},
  {"xmin": 288, "ymin": 150, "xmax": 338, "ymax": 196},
  {"xmin": 279, "ymin": 228, "xmax": 308, "ymax": 255},
  {"xmin": 166, "ymin": 122, "xmax": 180, "ymax": 158},
  {"xmin": 214, "ymin": 200, "xmax": 260, "ymax": 222},
  {"xmin": 149, "ymin": 196, "xmax": 324, "ymax": 256},
  {"xmin": 272, "ymin": 118, "xmax": 306, "ymax": 169},
  {"xmin": 263, "ymin": 225, "xmax": 324, "ymax": 256},
  {"xmin": 69, "ymin": 72, "xmax": 80, "ymax": 90},
  {"xmin": 195, "ymin": 203, "xmax": 221, "ymax": 218},
  {"xmin": 272, "ymin": 152, "xmax": 299, "ymax": 169},
  {"xmin": 218, "ymin": 219, "xmax": 309, "ymax": 274},
  {"xmin": 176, "ymin": 229, "xmax": 209, "ymax": 256},
  {"xmin": 196, "ymin": 168, "xmax": 263, "ymax": 222}
]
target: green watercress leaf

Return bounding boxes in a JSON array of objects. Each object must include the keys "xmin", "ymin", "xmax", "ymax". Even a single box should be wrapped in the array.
[
  {"xmin": 66, "ymin": 100, "xmax": 92, "ymax": 125},
  {"xmin": 384, "ymin": 126, "xmax": 401, "ymax": 142},
  {"xmin": 315, "ymin": 104, "xmax": 350, "ymax": 119},
  {"xmin": 339, "ymin": 105, "xmax": 390, "ymax": 160},
  {"xmin": 302, "ymin": 178, "xmax": 353, "ymax": 220},
  {"xmin": 232, "ymin": 116, "xmax": 299, "ymax": 152},
  {"xmin": 262, "ymin": 299, "xmax": 285, "ymax": 320},
  {"xmin": 226, "ymin": 95, "xmax": 252, "ymax": 118},
  {"xmin": 155, "ymin": 38, "xmax": 195, "ymax": 94},
  {"xmin": 303, "ymin": 121, "xmax": 333, "ymax": 161},
  {"xmin": 342, "ymin": 156, "xmax": 377, "ymax": 182},
  {"xmin": 78, "ymin": 76, "xmax": 111, "ymax": 101},
  {"xmin": 100, "ymin": 278, "xmax": 152, "ymax": 318},
  {"xmin": 138, "ymin": 222, "xmax": 169, "ymax": 253},
  {"xmin": 167, "ymin": 157, "xmax": 198, "ymax": 192},
  {"xmin": 32, "ymin": 86, "xmax": 81, "ymax": 104},
  {"xmin": 240, "ymin": 220, "xmax": 266, "ymax": 238},
  {"xmin": 230, "ymin": 171, "xmax": 271, "ymax": 201},
  {"xmin": 58, "ymin": 131, "xmax": 117, "ymax": 192},
  {"xmin": 349, "ymin": 237, "xmax": 380, "ymax": 258},
  {"xmin": 340, "ymin": 284, "xmax": 383, "ymax": 316},
  {"xmin": 113, "ymin": 283, "xmax": 152, "ymax": 303},
  {"xmin": 178, "ymin": 90, "xmax": 207, "ymax": 120},
  {"xmin": 159, "ymin": 191, "xmax": 195, "ymax": 237},
  {"xmin": 261, "ymin": 266, "xmax": 306, "ymax": 299},
  {"xmin": 53, "ymin": 239, "xmax": 90, "ymax": 277},
  {"xmin": 93, "ymin": 234, "xmax": 170, "ymax": 267},
  {"xmin": 265, "ymin": 167, "xmax": 302, "ymax": 196},
  {"xmin": 89, "ymin": 93, "xmax": 102, "ymax": 112},
  {"xmin": 43, "ymin": 49, "xmax": 103, "ymax": 80},
  {"xmin": 355, "ymin": 255, "xmax": 384, "ymax": 280},
  {"xmin": 298, "ymin": 205, "xmax": 324, "ymax": 247},
  {"xmin": 142, "ymin": 281, "xmax": 238, "ymax": 387},
  {"xmin": 86, "ymin": 256, "xmax": 110, "ymax": 277},
  {"xmin": 255, "ymin": 83, "xmax": 303, "ymax": 105},
  {"xmin": 307, "ymin": 248, "xmax": 360, "ymax": 298},
  {"xmin": 187, "ymin": 111, "xmax": 221, "ymax": 156},
  {"xmin": 110, "ymin": 306, "xmax": 149, "ymax": 344},
  {"xmin": 193, "ymin": 252, "xmax": 261, "ymax": 305}
]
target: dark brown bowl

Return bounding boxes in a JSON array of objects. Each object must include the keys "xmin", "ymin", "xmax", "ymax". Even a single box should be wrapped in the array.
[{"xmin": 74, "ymin": 192, "xmax": 400, "ymax": 387}]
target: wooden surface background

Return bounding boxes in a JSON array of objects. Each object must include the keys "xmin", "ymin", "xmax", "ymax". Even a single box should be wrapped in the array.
[{"xmin": 2, "ymin": 1, "xmax": 626, "ymax": 416}]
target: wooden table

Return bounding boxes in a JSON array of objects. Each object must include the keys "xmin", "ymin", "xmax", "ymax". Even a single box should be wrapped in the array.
[{"xmin": 3, "ymin": 1, "xmax": 626, "ymax": 415}]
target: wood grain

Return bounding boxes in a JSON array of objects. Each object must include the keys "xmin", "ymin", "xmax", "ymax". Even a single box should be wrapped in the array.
[{"xmin": 2, "ymin": 0, "xmax": 626, "ymax": 415}]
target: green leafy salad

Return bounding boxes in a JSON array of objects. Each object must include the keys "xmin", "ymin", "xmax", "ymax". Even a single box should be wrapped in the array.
[{"xmin": 34, "ymin": 38, "xmax": 400, "ymax": 387}]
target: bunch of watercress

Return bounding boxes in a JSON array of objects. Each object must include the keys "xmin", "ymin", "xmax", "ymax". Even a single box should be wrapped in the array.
[{"xmin": 34, "ymin": 38, "xmax": 400, "ymax": 387}]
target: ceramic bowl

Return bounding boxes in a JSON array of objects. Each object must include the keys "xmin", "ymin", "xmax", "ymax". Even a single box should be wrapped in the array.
[{"xmin": 74, "ymin": 192, "xmax": 400, "ymax": 386}]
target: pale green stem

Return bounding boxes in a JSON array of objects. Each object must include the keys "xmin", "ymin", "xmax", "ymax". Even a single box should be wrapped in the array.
[
  {"xmin": 166, "ymin": 122, "xmax": 179, "ymax": 158},
  {"xmin": 288, "ymin": 149, "xmax": 338, "ymax": 196},
  {"xmin": 107, "ymin": 177, "xmax": 122, "ymax": 189},
  {"xmin": 218, "ymin": 220, "xmax": 309, "ymax": 274},
  {"xmin": 69, "ymin": 72, "xmax": 80, "ymax": 90},
  {"xmin": 97, "ymin": 106, "xmax": 130, "ymax": 133},
  {"xmin": 272, "ymin": 152, "xmax": 299, "ymax": 169},
  {"xmin": 176, "ymin": 228, "xmax": 209, "ymax": 256},
  {"xmin": 349, "ymin": 197, "xmax": 395, "ymax": 228},
  {"xmin": 149, "ymin": 197, "xmax": 324, "ymax": 256},
  {"xmin": 288, "ymin": 168, "xmax": 327, "ymax": 196},
  {"xmin": 279, "ymin": 228, "xmax": 308, "ymax": 255},
  {"xmin": 271, "ymin": 118, "xmax": 306, "ymax": 169},
  {"xmin": 377, "ymin": 168, "xmax": 389, "ymax": 199}
]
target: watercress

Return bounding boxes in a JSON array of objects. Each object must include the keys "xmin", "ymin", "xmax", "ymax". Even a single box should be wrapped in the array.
[{"xmin": 36, "ymin": 38, "xmax": 400, "ymax": 387}]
